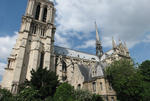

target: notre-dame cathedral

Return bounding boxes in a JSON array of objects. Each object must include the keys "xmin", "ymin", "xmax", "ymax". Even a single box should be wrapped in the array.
[{"xmin": 1, "ymin": 0, "xmax": 130, "ymax": 101}]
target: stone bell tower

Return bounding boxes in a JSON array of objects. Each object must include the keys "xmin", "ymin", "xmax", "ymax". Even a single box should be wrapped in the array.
[{"xmin": 1, "ymin": 0, "xmax": 56, "ymax": 94}]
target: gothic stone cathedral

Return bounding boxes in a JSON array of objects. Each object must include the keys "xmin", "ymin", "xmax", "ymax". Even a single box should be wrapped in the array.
[{"xmin": 1, "ymin": 0, "xmax": 130, "ymax": 101}]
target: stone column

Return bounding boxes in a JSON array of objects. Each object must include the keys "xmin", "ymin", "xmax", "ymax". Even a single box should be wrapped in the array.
[
  {"xmin": 39, "ymin": 4, "xmax": 44, "ymax": 21},
  {"xmin": 51, "ymin": 8, "xmax": 56, "ymax": 24},
  {"xmin": 26, "ymin": 0, "xmax": 35, "ymax": 17},
  {"xmin": 44, "ymin": 45, "xmax": 51, "ymax": 70},
  {"xmin": 46, "ymin": 6, "xmax": 52, "ymax": 23}
]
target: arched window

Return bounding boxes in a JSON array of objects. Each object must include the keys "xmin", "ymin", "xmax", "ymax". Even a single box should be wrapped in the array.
[
  {"xmin": 100, "ymin": 82, "xmax": 103, "ymax": 90},
  {"xmin": 42, "ymin": 7, "xmax": 47, "ymax": 22},
  {"xmin": 111, "ymin": 97, "xmax": 114, "ymax": 101},
  {"xmin": 39, "ymin": 52, "xmax": 44, "ymax": 68},
  {"xmin": 35, "ymin": 4, "xmax": 40, "ymax": 20},
  {"xmin": 92, "ymin": 82, "xmax": 96, "ymax": 92},
  {"xmin": 77, "ymin": 84, "xmax": 81, "ymax": 90}
]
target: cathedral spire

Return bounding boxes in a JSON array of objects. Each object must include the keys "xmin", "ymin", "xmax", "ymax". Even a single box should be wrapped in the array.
[
  {"xmin": 95, "ymin": 22, "xmax": 103, "ymax": 59},
  {"xmin": 124, "ymin": 42, "xmax": 129, "ymax": 52},
  {"xmin": 95, "ymin": 22, "xmax": 100, "ymax": 42},
  {"xmin": 112, "ymin": 37, "xmax": 116, "ymax": 49}
]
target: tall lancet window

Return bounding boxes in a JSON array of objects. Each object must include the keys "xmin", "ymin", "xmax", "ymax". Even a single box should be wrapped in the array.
[
  {"xmin": 100, "ymin": 82, "xmax": 103, "ymax": 90},
  {"xmin": 39, "ymin": 52, "xmax": 44, "ymax": 68},
  {"xmin": 62, "ymin": 60, "xmax": 67, "ymax": 72},
  {"xmin": 35, "ymin": 4, "xmax": 40, "ymax": 20},
  {"xmin": 62, "ymin": 60, "xmax": 67, "ymax": 81},
  {"xmin": 42, "ymin": 7, "xmax": 47, "ymax": 22},
  {"xmin": 92, "ymin": 82, "xmax": 96, "ymax": 92}
]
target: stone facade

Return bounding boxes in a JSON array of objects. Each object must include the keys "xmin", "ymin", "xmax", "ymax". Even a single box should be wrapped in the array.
[{"xmin": 1, "ymin": 0, "xmax": 130, "ymax": 101}]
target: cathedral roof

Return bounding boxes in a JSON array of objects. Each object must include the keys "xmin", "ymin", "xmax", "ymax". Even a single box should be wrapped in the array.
[
  {"xmin": 78, "ymin": 64, "xmax": 92, "ymax": 82},
  {"xmin": 77, "ymin": 62, "xmax": 107, "ymax": 82},
  {"xmin": 54, "ymin": 46, "xmax": 99, "ymax": 61}
]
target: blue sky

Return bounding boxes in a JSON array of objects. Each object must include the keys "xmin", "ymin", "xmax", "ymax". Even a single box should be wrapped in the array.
[{"xmin": 0, "ymin": 0, "xmax": 150, "ymax": 77}]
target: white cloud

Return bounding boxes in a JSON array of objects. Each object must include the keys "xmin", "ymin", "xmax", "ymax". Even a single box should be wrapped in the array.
[
  {"xmin": 76, "ymin": 40, "xmax": 95, "ymax": 49},
  {"xmin": 143, "ymin": 34, "xmax": 150, "ymax": 43},
  {"xmin": 53, "ymin": 0, "xmax": 150, "ymax": 49},
  {"xmin": 0, "ymin": 63, "xmax": 6, "ymax": 76},
  {"xmin": 0, "ymin": 32, "xmax": 18, "ymax": 62},
  {"xmin": 55, "ymin": 33, "xmax": 71, "ymax": 48},
  {"xmin": 0, "ymin": 32, "xmax": 17, "ymax": 77}
]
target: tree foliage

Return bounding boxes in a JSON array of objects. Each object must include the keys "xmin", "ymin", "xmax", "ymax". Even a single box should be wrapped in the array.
[
  {"xmin": 0, "ymin": 88, "xmax": 15, "ymax": 101},
  {"xmin": 139, "ymin": 60, "xmax": 150, "ymax": 101},
  {"xmin": 16, "ymin": 87, "xmax": 41, "ymax": 101},
  {"xmin": 30, "ymin": 67, "xmax": 59, "ymax": 99},
  {"xmin": 139, "ymin": 60, "xmax": 150, "ymax": 81},
  {"xmin": 105, "ymin": 59, "xmax": 143, "ymax": 101},
  {"xmin": 54, "ymin": 83, "xmax": 74, "ymax": 101},
  {"xmin": 19, "ymin": 67, "xmax": 59, "ymax": 100},
  {"xmin": 54, "ymin": 83, "xmax": 103, "ymax": 101}
]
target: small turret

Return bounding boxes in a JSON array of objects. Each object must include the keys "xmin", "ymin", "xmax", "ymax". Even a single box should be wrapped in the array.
[
  {"xmin": 124, "ymin": 42, "xmax": 129, "ymax": 53},
  {"xmin": 112, "ymin": 37, "xmax": 117, "ymax": 49}
]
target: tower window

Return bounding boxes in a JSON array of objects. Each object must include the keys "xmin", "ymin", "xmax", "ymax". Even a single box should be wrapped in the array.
[
  {"xmin": 31, "ymin": 23, "xmax": 37, "ymax": 34},
  {"xmin": 7, "ymin": 59, "xmax": 11, "ymax": 68},
  {"xmin": 35, "ymin": 5, "xmax": 40, "ymax": 20},
  {"xmin": 92, "ymin": 82, "xmax": 96, "ymax": 92},
  {"xmin": 41, "ymin": 28, "xmax": 45, "ymax": 36},
  {"xmin": 42, "ymin": 7, "xmax": 47, "ymax": 22},
  {"xmin": 39, "ymin": 52, "xmax": 44, "ymax": 68},
  {"xmin": 100, "ymin": 82, "xmax": 103, "ymax": 90}
]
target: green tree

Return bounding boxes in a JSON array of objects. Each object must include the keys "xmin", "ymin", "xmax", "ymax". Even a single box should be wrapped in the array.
[
  {"xmin": 16, "ymin": 87, "xmax": 41, "ymax": 101},
  {"xmin": 92, "ymin": 94, "xmax": 103, "ymax": 101},
  {"xmin": 54, "ymin": 83, "xmax": 75, "ymax": 101},
  {"xmin": 0, "ymin": 88, "xmax": 15, "ymax": 101},
  {"xmin": 74, "ymin": 90, "xmax": 103, "ymax": 101},
  {"xmin": 139, "ymin": 60, "xmax": 150, "ymax": 101},
  {"xmin": 73, "ymin": 90, "xmax": 92, "ymax": 101},
  {"xmin": 105, "ymin": 59, "xmax": 143, "ymax": 101},
  {"xmin": 139, "ymin": 60, "xmax": 150, "ymax": 81},
  {"xmin": 30, "ymin": 67, "xmax": 59, "ymax": 99},
  {"xmin": 54, "ymin": 83, "xmax": 103, "ymax": 101},
  {"xmin": 19, "ymin": 67, "xmax": 59, "ymax": 100}
]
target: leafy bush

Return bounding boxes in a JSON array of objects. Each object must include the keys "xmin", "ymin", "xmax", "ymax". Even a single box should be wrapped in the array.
[
  {"xmin": 16, "ymin": 87, "xmax": 41, "ymax": 101},
  {"xmin": 54, "ymin": 83, "xmax": 74, "ymax": 101},
  {"xmin": 54, "ymin": 83, "xmax": 103, "ymax": 101},
  {"xmin": 0, "ymin": 88, "xmax": 15, "ymax": 101}
]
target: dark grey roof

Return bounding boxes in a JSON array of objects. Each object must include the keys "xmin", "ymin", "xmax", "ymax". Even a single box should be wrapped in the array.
[
  {"xmin": 76, "ymin": 61, "xmax": 108, "ymax": 82},
  {"xmin": 78, "ymin": 64, "xmax": 92, "ymax": 82}
]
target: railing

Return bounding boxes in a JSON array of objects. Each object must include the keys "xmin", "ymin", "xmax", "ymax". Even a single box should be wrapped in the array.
[{"xmin": 30, "ymin": 20, "xmax": 47, "ymax": 37}]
